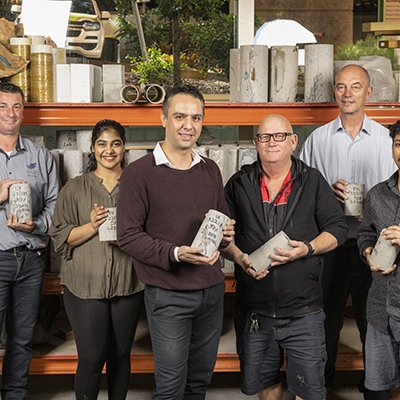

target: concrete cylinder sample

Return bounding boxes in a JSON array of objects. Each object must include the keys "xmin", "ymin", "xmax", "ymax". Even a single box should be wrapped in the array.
[
  {"xmin": 56, "ymin": 130, "xmax": 77, "ymax": 150},
  {"xmin": 344, "ymin": 183, "xmax": 364, "ymax": 217},
  {"xmin": 239, "ymin": 45, "xmax": 269, "ymax": 102},
  {"xmin": 191, "ymin": 209, "xmax": 230, "ymax": 257},
  {"xmin": 9, "ymin": 183, "xmax": 32, "ymax": 223},
  {"xmin": 238, "ymin": 147, "xmax": 257, "ymax": 169},
  {"xmin": 370, "ymin": 230, "xmax": 400, "ymax": 271},
  {"xmin": 127, "ymin": 149, "xmax": 148, "ymax": 164},
  {"xmin": 249, "ymin": 231, "xmax": 293, "ymax": 271},
  {"xmin": 270, "ymin": 46, "xmax": 298, "ymax": 102},
  {"xmin": 99, "ymin": 207, "xmax": 117, "ymax": 242},
  {"xmin": 63, "ymin": 150, "xmax": 83, "ymax": 182},
  {"xmin": 229, "ymin": 48, "xmax": 240, "ymax": 102},
  {"xmin": 304, "ymin": 44, "xmax": 333, "ymax": 102},
  {"xmin": 76, "ymin": 130, "xmax": 92, "ymax": 153}
]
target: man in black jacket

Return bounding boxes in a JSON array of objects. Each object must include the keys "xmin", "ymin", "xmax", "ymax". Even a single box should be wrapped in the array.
[{"xmin": 223, "ymin": 114, "xmax": 348, "ymax": 400}]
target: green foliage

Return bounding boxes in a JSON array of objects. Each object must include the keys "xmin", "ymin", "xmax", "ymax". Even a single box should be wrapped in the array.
[
  {"xmin": 335, "ymin": 35, "xmax": 395, "ymax": 67},
  {"xmin": 128, "ymin": 46, "xmax": 174, "ymax": 85},
  {"xmin": 114, "ymin": 2, "xmax": 171, "ymax": 58},
  {"xmin": 156, "ymin": 0, "xmax": 226, "ymax": 20},
  {"xmin": 184, "ymin": 13, "xmax": 234, "ymax": 74},
  {"xmin": 116, "ymin": 0, "xmax": 233, "ymax": 78}
]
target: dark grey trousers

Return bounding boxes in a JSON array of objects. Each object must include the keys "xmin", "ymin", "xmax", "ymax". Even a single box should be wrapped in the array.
[{"xmin": 144, "ymin": 283, "xmax": 225, "ymax": 400}]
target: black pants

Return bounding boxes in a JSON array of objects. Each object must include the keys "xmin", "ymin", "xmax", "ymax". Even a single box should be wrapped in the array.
[
  {"xmin": 322, "ymin": 244, "xmax": 371, "ymax": 388},
  {"xmin": 63, "ymin": 288, "xmax": 144, "ymax": 400},
  {"xmin": 323, "ymin": 245, "xmax": 390, "ymax": 399}
]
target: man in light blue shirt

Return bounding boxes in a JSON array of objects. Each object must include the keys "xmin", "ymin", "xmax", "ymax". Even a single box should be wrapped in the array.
[
  {"xmin": 0, "ymin": 82, "xmax": 59, "ymax": 399},
  {"xmin": 300, "ymin": 64, "xmax": 396, "ymax": 400}
]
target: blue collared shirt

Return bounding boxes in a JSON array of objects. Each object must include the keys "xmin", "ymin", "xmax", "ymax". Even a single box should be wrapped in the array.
[{"xmin": 0, "ymin": 136, "xmax": 59, "ymax": 250}]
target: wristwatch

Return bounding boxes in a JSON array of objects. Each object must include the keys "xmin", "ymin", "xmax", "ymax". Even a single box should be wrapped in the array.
[{"xmin": 303, "ymin": 240, "xmax": 315, "ymax": 257}]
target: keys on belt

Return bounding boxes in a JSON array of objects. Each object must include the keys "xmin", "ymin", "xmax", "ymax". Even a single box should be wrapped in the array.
[{"xmin": 250, "ymin": 313, "xmax": 259, "ymax": 333}]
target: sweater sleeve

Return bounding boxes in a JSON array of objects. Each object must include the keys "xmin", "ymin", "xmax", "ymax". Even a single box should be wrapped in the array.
[{"xmin": 117, "ymin": 161, "xmax": 176, "ymax": 271}]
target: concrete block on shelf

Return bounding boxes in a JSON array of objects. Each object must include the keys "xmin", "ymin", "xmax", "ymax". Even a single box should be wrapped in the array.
[
  {"xmin": 102, "ymin": 64, "xmax": 125, "ymax": 85},
  {"xmin": 103, "ymin": 84, "xmax": 123, "ymax": 103},
  {"xmin": 70, "ymin": 64, "xmax": 102, "ymax": 103},
  {"xmin": 55, "ymin": 64, "xmax": 71, "ymax": 102}
]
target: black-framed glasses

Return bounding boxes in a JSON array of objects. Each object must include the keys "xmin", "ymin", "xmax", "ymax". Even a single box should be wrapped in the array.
[{"xmin": 255, "ymin": 132, "xmax": 293, "ymax": 143}]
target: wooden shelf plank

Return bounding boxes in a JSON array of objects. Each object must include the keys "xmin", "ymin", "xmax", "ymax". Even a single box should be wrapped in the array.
[
  {"xmin": 42, "ymin": 274, "xmax": 235, "ymax": 295},
  {"xmin": 362, "ymin": 21, "xmax": 400, "ymax": 35},
  {"xmin": 0, "ymin": 351, "xmax": 362, "ymax": 375},
  {"xmin": 22, "ymin": 102, "xmax": 400, "ymax": 127},
  {"xmin": 42, "ymin": 274, "xmax": 62, "ymax": 294}
]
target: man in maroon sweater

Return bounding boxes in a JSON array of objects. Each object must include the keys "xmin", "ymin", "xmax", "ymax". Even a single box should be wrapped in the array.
[{"xmin": 117, "ymin": 85, "xmax": 234, "ymax": 400}]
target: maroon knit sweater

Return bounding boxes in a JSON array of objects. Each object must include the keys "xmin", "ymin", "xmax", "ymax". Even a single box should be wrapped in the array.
[{"xmin": 117, "ymin": 153, "xmax": 230, "ymax": 290}]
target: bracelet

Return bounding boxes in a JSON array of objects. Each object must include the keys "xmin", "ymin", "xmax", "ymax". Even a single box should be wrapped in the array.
[{"xmin": 303, "ymin": 240, "xmax": 315, "ymax": 257}]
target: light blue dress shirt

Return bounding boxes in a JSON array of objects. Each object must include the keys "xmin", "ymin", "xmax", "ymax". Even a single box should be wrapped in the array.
[
  {"xmin": 0, "ymin": 136, "xmax": 59, "ymax": 250},
  {"xmin": 300, "ymin": 115, "xmax": 396, "ymax": 238}
]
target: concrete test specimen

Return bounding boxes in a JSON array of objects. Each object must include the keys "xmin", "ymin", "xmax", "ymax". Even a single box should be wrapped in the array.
[
  {"xmin": 344, "ymin": 183, "xmax": 364, "ymax": 217},
  {"xmin": 9, "ymin": 182, "xmax": 32, "ymax": 223},
  {"xmin": 369, "ymin": 229, "xmax": 400, "ymax": 271},
  {"xmin": 99, "ymin": 207, "xmax": 117, "ymax": 242},
  {"xmin": 191, "ymin": 209, "xmax": 230, "ymax": 258},
  {"xmin": 249, "ymin": 231, "xmax": 293, "ymax": 271}
]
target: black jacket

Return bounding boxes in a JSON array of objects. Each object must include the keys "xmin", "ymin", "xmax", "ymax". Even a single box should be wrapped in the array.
[{"xmin": 225, "ymin": 157, "xmax": 348, "ymax": 318}]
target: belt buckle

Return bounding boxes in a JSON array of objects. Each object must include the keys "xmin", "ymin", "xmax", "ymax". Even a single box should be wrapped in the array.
[{"xmin": 13, "ymin": 245, "xmax": 27, "ymax": 254}]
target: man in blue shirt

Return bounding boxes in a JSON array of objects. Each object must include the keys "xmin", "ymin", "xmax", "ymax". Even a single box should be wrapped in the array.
[{"xmin": 0, "ymin": 82, "xmax": 59, "ymax": 399}]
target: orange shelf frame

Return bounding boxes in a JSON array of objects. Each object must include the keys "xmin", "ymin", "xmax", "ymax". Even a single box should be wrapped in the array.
[{"xmin": 23, "ymin": 102, "xmax": 400, "ymax": 127}]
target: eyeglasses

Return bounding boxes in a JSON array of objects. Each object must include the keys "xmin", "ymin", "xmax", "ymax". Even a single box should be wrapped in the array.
[{"xmin": 255, "ymin": 132, "xmax": 293, "ymax": 143}]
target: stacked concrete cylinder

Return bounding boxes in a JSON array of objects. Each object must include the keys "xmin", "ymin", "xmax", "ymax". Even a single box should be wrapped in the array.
[
  {"xmin": 30, "ymin": 44, "xmax": 54, "ymax": 102},
  {"xmin": 269, "ymin": 46, "xmax": 298, "ymax": 102},
  {"xmin": 229, "ymin": 49, "xmax": 240, "ymax": 102},
  {"xmin": 239, "ymin": 45, "xmax": 269, "ymax": 102},
  {"xmin": 304, "ymin": 44, "xmax": 334, "ymax": 102},
  {"xmin": 10, "ymin": 37, "xmax": 31, "ymax": 102}
]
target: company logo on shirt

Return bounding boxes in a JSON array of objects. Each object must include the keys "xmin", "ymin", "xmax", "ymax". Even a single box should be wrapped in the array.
[{"xmin": 26, "ymin": 162, "xmax": 39, "ymax": 177}]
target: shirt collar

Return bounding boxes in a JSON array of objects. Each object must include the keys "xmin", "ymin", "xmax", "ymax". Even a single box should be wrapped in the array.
[
  {"xmin": 17, "ymin": 135, "xmax": 25, "ymax": 150},
  {"xmin": 0, "ymin": 135, "xmax": 24, "ymax": 156},
  {"xmin": 334, "ymin": 115, "xmax": 371, "ymax": 136},
  {"xmin": 153, "ymin": 142, "xmax": 204, "ymax": 169},
  {"xmin": 388, "ymin": 170, "xmax": 399, "ymax": 190}
]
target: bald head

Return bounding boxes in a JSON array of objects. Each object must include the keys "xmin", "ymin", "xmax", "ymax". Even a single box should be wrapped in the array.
[
  {"xmin": 257, "ymin": 114, "xmax": 293, "ymax": 135},
  {"xmin": 335, "ymin": 64, "xmax": 370, "ymax": 86}
]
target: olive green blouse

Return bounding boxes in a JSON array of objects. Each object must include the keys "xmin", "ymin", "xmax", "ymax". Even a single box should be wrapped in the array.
[{"xmin": 50, "ymin": 172, "xmax": 143, "ymax": 299}]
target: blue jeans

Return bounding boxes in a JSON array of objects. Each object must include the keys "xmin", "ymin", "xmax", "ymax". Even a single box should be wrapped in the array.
[
  {"xmin": 145, "ymin": 283, "xmax": 225, "ymax": 400},
  {"xmin": 0, "ymin": 248, "xmax": 46, "ymax": 400}
]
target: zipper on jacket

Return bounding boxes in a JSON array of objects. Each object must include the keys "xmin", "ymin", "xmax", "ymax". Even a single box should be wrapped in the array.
[{"xmin": 272, "ymin": 267, "xmax": 277, "ymax": 318}]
